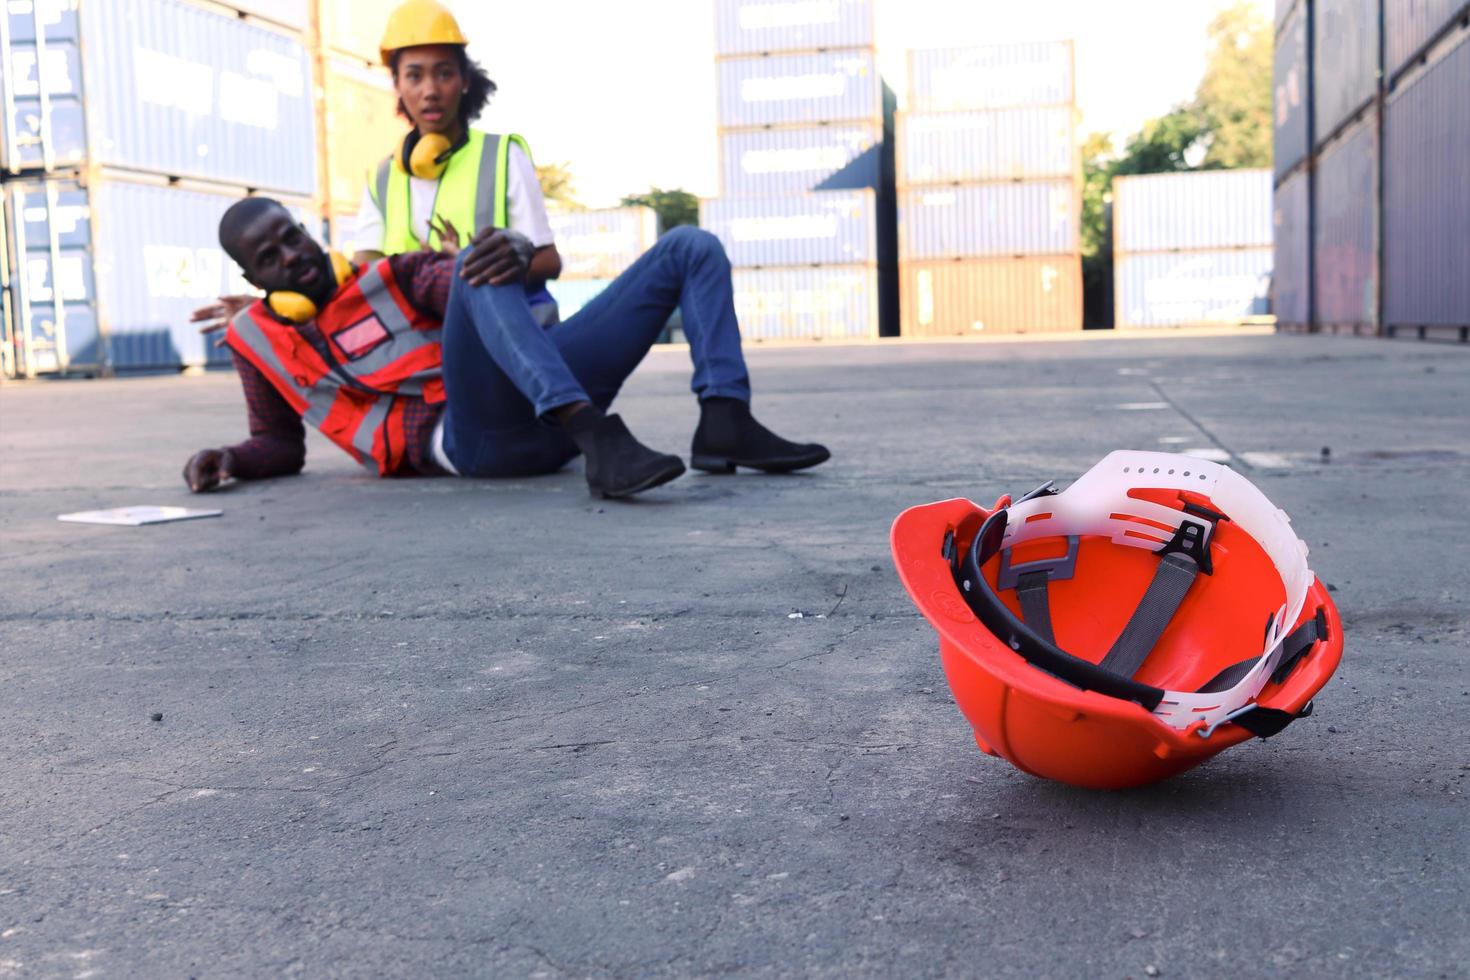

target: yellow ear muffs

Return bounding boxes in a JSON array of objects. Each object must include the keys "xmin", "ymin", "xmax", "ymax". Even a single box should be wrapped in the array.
[
  {"xmin": 267, "ymin": 250, "xmax": 353, "ymax": 324},
  {"xmin": 408, "ymin": 132, "xmax": 455, "ymax": 180}
]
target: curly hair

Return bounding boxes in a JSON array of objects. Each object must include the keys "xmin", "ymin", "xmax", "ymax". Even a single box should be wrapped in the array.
[{"xmin": 389, "ymin": 48, "xmax": 496, "ymax": 124}]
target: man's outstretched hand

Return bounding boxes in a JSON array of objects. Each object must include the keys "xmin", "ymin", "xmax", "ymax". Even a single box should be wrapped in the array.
[
  {"xmin": 183, "ymin": 448, "xmax": 237, "ymax": 493},
  {"xmin": 460, "ymin": 227, "xmax": 534, "ymax": 287},
  {"xmin": 191, "ymin": 295, "xmax": 255, "ymax": 347}
]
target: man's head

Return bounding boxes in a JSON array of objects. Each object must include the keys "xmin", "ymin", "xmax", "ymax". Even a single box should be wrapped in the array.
[
  {"xmin": 219, "ymin": 198, "xmax": 333, "ymax": 306},
  {"xmin": 389, "ymin": 44, "xmax": 495, "ymax": 136}
]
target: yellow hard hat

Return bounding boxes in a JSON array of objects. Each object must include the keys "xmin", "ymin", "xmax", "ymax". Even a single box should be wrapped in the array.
[{"xmin": 380, "ymin": 0, "xmax": 468, "ymax": 66}]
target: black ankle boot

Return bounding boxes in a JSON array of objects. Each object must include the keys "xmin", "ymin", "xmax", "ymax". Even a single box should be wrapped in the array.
[
  {"xmin": 566, "ymin": 409, "xmax": 685, "ymax": 499},
  {"xmin": 691, "ymin": 397, "xmax": 831, "ymax": 474}
]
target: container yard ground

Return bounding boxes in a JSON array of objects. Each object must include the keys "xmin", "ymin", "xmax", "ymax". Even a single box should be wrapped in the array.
[{"xmin": 2, "ymin": 333, "xmax": 1467, "ymax": 977}]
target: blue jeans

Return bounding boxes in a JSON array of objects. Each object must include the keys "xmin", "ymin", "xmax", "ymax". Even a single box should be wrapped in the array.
[{"xmin": 440, "ymin": 226, "xmax": 752, "ymax": 477}]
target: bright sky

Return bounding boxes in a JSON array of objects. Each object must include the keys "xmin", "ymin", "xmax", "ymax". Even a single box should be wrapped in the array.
[{"xmin": 453, "ymin": 0, "xmax": 1271, "ymax": 208}]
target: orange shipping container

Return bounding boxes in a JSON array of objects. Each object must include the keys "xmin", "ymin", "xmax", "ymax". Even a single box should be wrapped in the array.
[
  {"xmin": 900, "ymin": 256, "xmax": 1083, "ymax": 336},
  {"xmin": 322, "ymin": 58, "xmax": 405, "ymax": 215},
  {"xmin": 317, "ymin": 0, "xmax": 403, "ymax": 65}
]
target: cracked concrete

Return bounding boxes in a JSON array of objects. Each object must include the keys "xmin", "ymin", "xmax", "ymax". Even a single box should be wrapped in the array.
[{"xmin": 1, "ymin": 334, "xmax": 1467, "ymax": 977}]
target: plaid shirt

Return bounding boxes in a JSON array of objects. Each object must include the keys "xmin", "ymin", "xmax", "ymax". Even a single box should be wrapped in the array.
[{"xmin": 226, "ymin": 251, "xmax": 456, "ymax": 479}]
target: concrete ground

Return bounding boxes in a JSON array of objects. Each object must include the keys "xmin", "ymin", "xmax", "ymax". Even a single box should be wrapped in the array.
[{"xmin": 1, "ymin": 332, "xmax": 1466, "ymax": 979}]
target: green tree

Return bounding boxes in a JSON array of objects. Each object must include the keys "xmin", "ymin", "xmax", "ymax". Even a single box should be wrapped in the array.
[
  {"xmin": 536, "ymin": 162, "xmax": 580, "ymax": 210},
  {"xmin": 620, "ymin": 187, "xmax": 699, "ymax": 235},
  {"xmin": 1080, "ymin": 1, "xmax": 1271, "ymax": 324}
]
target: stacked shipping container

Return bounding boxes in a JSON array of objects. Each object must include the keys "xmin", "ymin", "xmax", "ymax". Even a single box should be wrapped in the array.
[
  {"xmin": 1273, "ymin": 0, "xmax": 1470, "ymax": 340},
  {"xmin": 895, "ymin": 43, "xmax": 1082, "ymax": 336},
  {"xmin": 543, "ymin": 206, "xmax": 661, "ymax": 323},
  {"xmin": 1, "ymin": 0, "xmax": 320, "ymax": 376},
  {"xmin": 1112, "ymin": 170, "xmax": 1273, "ymax": 328},
  {"xmin": 703, "ymin": 0, "xmax": 891, "ymax": 341}
]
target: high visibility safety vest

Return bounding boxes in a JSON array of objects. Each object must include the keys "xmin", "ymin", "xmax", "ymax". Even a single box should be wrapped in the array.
[
  {"xmin": 369, "ymin": 130, "xmax": 530, "ymax": 254},
  {"xmin": 369, "ymin": 130, "xmax": 559, "ymax": 326},
  {"xmin": 224, "ymin": 259, "xmax": 445, "ymax": 477}
]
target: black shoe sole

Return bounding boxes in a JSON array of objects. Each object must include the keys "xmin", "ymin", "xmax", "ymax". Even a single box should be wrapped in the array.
[
  {"xmin": 594, "ymin": 458, "xmax": 687, "ymax": 499},
  {"xmin": 691, "ymin": 448, "xmax": 830, "ymax": 474}
]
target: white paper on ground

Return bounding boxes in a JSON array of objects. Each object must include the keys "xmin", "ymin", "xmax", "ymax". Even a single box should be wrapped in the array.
[{"xmin": 57, "ymin": 506, "xmax": 223, "ymax": 527}]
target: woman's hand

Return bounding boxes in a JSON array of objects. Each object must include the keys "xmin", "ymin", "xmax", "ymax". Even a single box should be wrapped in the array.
[{"xmin": 427, "ymin": 214, "xmax": 463, "ymax": 257}]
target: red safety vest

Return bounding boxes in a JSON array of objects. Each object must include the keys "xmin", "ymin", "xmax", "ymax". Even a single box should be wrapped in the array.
[{"xmin": 224, "ymin": 259, "xmax": 444, "ymax": 476}]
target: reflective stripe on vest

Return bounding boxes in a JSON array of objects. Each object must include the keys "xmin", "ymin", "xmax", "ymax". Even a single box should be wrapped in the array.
[
  {"xmin": 223, "ymin": 259, "xmax": 443, "ymax": 475},
  {"xmin": 370, "ymin": 131, "xmax": 535, "ymax": 253}
]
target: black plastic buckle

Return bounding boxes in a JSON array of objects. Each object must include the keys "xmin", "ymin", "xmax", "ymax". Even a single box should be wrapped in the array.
[{"xmin": 1156, "ymin": 513, "xmax": 1218, "ymax": 575}]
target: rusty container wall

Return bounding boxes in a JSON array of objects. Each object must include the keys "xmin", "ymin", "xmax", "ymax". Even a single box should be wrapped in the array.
[
  {"xmin": 906, "ymin": 41, "xmax": 1074, "ymax": 112},
  {"xmin": 1113, "ymin": 169, "xmax": 1273, "ymax": 252},
  {"xmin": 730, "ymin": 265, "xmax": 879, "ymax": 341},
  {"xmin": 716, "ymin": 50, "xmax": 882, "ymax": 129},
  {"xmin": 321, "ymin": 58, "xmax": 402, "ymax": 215},
  {"xmin": 317, "ymin": 0, "xmax": 402, "ymax": 64},
  {"xmin": 713, "ymin": 0, "xmax": 875, "ymax": 57},
  {"xmin": 899, "ymin": 257, "xmax": 1083, "ymax": 336},
  {"xmin": 1272, "ymin": 168, "xmax": 1312, "ymax": 329},
  {"xmin": 896, "ymin": 107, "xmax": 1076, "ymax": 184},
  {"xmin": 1274, "ymin": 0, "xmax": 1312, "ymax": 180},
  {"xmin": 1384, "ymin": 0, "xmax": 1469, "ymax": 80},
  {"xmin": 1383, "ymin": 23, "xmax": 1470, "ymax": 336},
  {"xmin": 1312, "ymin": 0, "xmax": 1379, "ymax": 144},
  {"xmin": 1312, "ymin": 108, "xmax": 1378, "ymax": 331},
  {"xmin": 898, "ymin": 181, "xmax": 1078, "ymax": 259}
]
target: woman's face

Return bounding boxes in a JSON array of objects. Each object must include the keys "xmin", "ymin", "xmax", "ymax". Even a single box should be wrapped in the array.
[{"xmin": 393, "ymin": 44, "xmax": 465, "ymax": 135}]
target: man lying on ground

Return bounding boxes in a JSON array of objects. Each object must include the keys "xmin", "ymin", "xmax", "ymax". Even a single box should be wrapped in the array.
[{"xmin": 183, "ymin": 198, "xmax": 829, "ymax": 498}]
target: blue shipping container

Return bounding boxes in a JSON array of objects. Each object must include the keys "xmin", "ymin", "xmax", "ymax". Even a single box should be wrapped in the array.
[
  {"xmin": 897, "ymin": 106, "xmax": 1075, "ymax": 185},
  {"xmin": 0, "ymin": 0, "xmax": 87, "ymax": 172},
  {"xmin": 720, "ymin": 124, "xmax": 882, "ymax": 196},
  {"xmin": 1313, "ymin": 110, "xmax": 1377, "ymax": 327},
  {"xmin": 1385, "ymin": 0, "xmax": 1469, "ymax": 80},
  {"xmin": 714, "ymin": 0, "xmax": 874, "ymax": 57},
  {"xmin": 907, "ymin": 42, "xmax": 1074, "ymax": 112},
  {"xmin": 701, "ymin": 190, "xmax": 876, "ymax": 266},
  {"xmin": 1273, "ymin": 0, "xmax": 1311, "ymax": 180},
  {"xmin": 1272, "ymin": 169, "xmax": 1311, "ymax": 327},
  {"xmin": 2, "ymin": 0, "xmax": 317, "ymax": 195},
  {"xmin": 717, "ymin": 50, "xmax": 881, "ymax": 129},
  {"xmin": 898, "ymin": 181, "xmax": 1077, "ymax": 259},
  {"xmin": 731, "ymin": 266, "xmax": 878, "ymax": 341},
  {"xmin": 1113, "ymin": 170, "xmax": 1272, "ymax": 253},
  {"xmin": 1313, "ymin": 0, "xmax": 1379, "ymax": 145},
  {"xmin": 4, "ymin": 175, "xmax": 317, "ymax": 374},
  {"xmin": 1115, "ymin": 249, "xmax": 1273, "ymax": 327},
  {"xmin": 1383, "ymin": 24, "xmax": 1470, "ymax": 330}
]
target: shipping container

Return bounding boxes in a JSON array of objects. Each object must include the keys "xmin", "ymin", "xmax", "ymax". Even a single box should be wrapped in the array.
[
  {"xmin": 1275, "ymin": 0, "xmax": 1299, "ymax": 32},
  {"xmin": 322, "ymin": 58, "xmax": 402, "ymax": 212},
  {"xmin": 1385, "ymin": 0, "xmax": 1469, "ymax": 81},
  {"xmin": 1114, "ymin": 249, "xmax": 1272, "ymax": 328},
  {"xmin": 1313, "ymin": 109, "xmax": 1377, "ymax": 330},
  {"xmin": 899, "ymin": 256, "xmax": 1083, "ymax": 336},
  {"xmin": 1, "ymin": 0, "xmax": 317, "ymax": 194},
  {"xmin": 898, "ymin": 180, "xmax": 1078, "ymax": 259},
  {"xmin": 0, "ymin": 189, "xmax": 13, "ymax": 378},
  {"xmin": 1273, "ymin": 0, "xmax": 1312, "ymax": 180},
  {"xmin": 700, "ymin": 190, "xmax": 876, "ymax": 266},
  {"xmin": 720, "ymin": 123, "xmax": 882, "ymax": 196},
  {"xmin": 1, "ymin": 0, "xmax": 86, "ymax": 172},
  {"xmin": 714, "ymin": 0, "xmax": 875, "ymax": 57},
  {"xmin": 227, "ymin": 0, "xmax": 309, "ymax": 32},
  {"xmin": 1113, "ymin": 170, "xmax": 1272, "ymax": 253},
  {"xmin": 907, "ymin": 42, "xmax": 1074, "ymax": 112},
  {"xmin": 896, "ymin": 107, "xmax": 1075, "ymax": 185},
  {"xmin": 547, "ymin": 278, "xmax": 613, "ymax": 319},
  {"xmin": 4, "ymin": 174, "xmax": 316, "ymax": 376},
  {"xmin": 1383, "ymin": 24, "xmax": 1470, "ymax": 336},
  {"xmin": 1312, "ymin": 0, "xmax": 1379, "ymax": 145},
  {"xmin": 547, "ymin": 207, "xmax": 660, "ymax": 280},
  {"xmin": 716, "ymin": 49, "xmax": 881, "ymax": 129},
  {"xmin": 730, "ymin": 265, "xmax": 878, "ymax": 340},
  {"xmin": 317, "ymin": 0, "xmax": 402, "ymax": 64},
  {"xmin": 1272, "ymin": 169, "xmax": 1311, "ymax": 329}
]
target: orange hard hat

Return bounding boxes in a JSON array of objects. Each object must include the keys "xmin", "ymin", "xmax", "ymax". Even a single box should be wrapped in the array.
[
  {"xmin": 891, "ymin": 451, "xmax": 1343, "ymax": 790},
  {"xmin": 380, "ymin": 0, "xmax": 468, "ymax": 66}
]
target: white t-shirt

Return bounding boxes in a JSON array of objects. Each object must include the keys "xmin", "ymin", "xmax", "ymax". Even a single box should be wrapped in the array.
[{"xmin": 347, "ymin": 140, "xmax": 554, "ymax": 253}]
